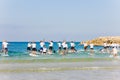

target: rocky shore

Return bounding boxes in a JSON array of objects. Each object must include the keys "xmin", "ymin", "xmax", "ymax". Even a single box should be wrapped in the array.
[{"xmin": 81, "ymin": 36, "xmax": 120, "ymax": 46}]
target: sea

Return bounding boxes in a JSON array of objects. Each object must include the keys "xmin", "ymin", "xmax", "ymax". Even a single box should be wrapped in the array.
[
  {"xmin": 0, "ymin": 42, "xmax": 111, "ymax": 59},
  {"xmin": 0, "ymin": 42, "xmax": 120, "ymax": 80}
]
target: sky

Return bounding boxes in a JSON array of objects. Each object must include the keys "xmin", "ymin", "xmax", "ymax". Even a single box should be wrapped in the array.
[{"xmin": 0, "ymin": 0, "xmax": 120, "ymax": 41}]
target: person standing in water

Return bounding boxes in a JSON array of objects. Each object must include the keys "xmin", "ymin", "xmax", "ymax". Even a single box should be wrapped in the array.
[
  {"xmin": 89, "ymin": 43, "xmax": 94, "ymax": 55},
  {"xmin": 62, "ymin": 41, "xmax": 68, "ymax": 55},
  {"xmin": 58, "ymin": 41, "xmax": 62, "ymax": 53},
  {"xmin": 42, "ymin": 45, "xmax": 47, "ymax": 55},
  {"xmin": 39, "ymin": 40, "xmax": 45, "ymax": 53},
  {"xmin": 103, "ymin": 42, "xmax": 107, "ymax": 49},
  {"xmin": 83, "ymin": 42, "xmax": 88, "ymax": 51},
  {"xmin": 2, "ymin": 40, "xmax": 8, "ymax": 54},
  {"xmin": 70, "ymin": 41, "xmax": 76, "ymax": 53},
  {"xmin": 31, "ymin": 41, "xmax": 37, "ymax": 55},
  {"xmin": 27, "ymin": 41, "xmax": 32, "ymax": 52},
  {"xmin": 48, "ymin": 41, "xmax": 54, "ymax": 54},
  {"xmin": 112, "ymin": 47, "xmax": 118, "ymax": 58}
]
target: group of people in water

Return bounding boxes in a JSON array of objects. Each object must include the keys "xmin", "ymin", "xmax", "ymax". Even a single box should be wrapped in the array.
[
  {"xmin": 102, "ymin": 42, "xmax": 119, "ymax": 58},
  {"xmin": 0, "ymin": 40, "xmax": 120, "ymax": 58},
  {"xmin": 83, "ymin": 42, "xmax": 94, "ymax": 55},
  {"xmin": 27, "ymin": 40, "xmax": 77, "ymax": 55},
  {"xmin": 83, "ymin": 42, "xmax": 120, "ymax": 58}
]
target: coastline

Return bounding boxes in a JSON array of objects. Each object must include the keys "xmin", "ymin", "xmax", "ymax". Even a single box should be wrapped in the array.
[
  {"xmin": 0, "ymin": 56, "xmax": 120, "ymax": 80},
  {"xmin": 81, "ymin": 36, "xmax": 120, "ymax": 46},
  {"xmin": 0, "ymin": 59, "xmax": 120, "ymax": 72},
  {"xmin": 0, "ymin": 57, "xmax": 114, "ymax": 63}
]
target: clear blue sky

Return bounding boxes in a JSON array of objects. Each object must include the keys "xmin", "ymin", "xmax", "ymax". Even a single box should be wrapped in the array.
[{"xmin": 0, "ymin": 0, "xmax": 120, "ymax": 41}]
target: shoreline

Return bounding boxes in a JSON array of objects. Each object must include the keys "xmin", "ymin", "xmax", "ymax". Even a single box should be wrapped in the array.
[
  {"xmin": 0, "ymin": 57, "xmax": 115, "ymax": 63},
  {"xmin": 0, "ymin": 58, "xmax": 120, "ymax": 80},
  {"xmin": 0, "ymin": 60, "xmax": 120, "ymax": 73}
]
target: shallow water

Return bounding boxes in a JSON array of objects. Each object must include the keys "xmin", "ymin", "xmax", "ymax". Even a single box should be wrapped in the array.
[
  {"xmin": 0, "ymin": 42, "xmax": 120, "ymax": 80},
  {"xmin": 0, "ymin": 42, "xmax": 104, "ymax": 57},
  {"xmin": 0, "ymin": 61, "xmax": 120, "ymax": 80},
  {"xmin": 0, "ymin": 42, "xmax": 119, "ymax": 60}
]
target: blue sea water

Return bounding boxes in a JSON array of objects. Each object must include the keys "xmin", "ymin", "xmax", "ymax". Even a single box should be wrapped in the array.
[
  {"xmin": 0, "ymin": 42, "xmax": 120, "ymax": 80},
  {"xmin": 0, "ymin": 42, "xmax": 114, "ymax": 59}
]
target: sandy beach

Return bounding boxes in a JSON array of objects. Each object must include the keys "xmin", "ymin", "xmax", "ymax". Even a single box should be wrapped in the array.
[
  {"xmin": 0, "ymin": 60, "xmax": 120, "ymax": 80},
  {"xmin": 1, "ymin": 0, "xmax": 120, "ymax": 79}
]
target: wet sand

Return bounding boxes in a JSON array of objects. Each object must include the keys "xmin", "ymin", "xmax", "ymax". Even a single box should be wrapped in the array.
[{"xmin": 0, "ymin": 60, "xmax": 120, "ymax": 80}]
